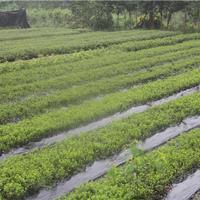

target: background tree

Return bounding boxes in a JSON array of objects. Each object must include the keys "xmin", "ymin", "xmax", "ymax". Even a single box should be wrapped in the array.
[
  {"xmin": 162, "ymin": 1, "xmax": 188, "ymax": 27},
  {"xmin": 186, "ymin": 2, "xmax": 200, "ymax": 29},
  {"xmin": 69, "ymin": 1, "xmax": 114, "ymax": 30}
]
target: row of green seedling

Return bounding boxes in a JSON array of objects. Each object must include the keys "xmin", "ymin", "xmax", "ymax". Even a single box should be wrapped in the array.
[
  {"xmin": 0, "ymin": 68, "xmax": 200, "ymax": 152},
  {"xmin": 1, "ymin": 54, "xmax": 200, "ymax": 125},
  {"xmin": 116, "ymin": 32, "xmax": 200, "ymax": 51},
  {"xmin": 0, "ymin": 30, "xmax": 175, "ymax": 62},
  {"xmin": 0, "ymin": 32, "xmax": 184, "ymax": 87},
  {"xmin": 0, "ymin": 91, "xmax": 200, "ymax": 200},
  {"xmin": 0, "ymin": 28, "xmax": 87, "ymax": 41},
  {"xmin": 1, "ymin": 33, "xmax": 199, "ymax": 86},
  {"xmin": 66, "ymin": 128, "xmax": 200, "ymax": 200},
  {"xmin": 2, "ymin": 45, "xmax": 200, "ymax": 103},
  {"xmin": 1, "ymin": 35, "xmax": 198, "ymax": 76}
]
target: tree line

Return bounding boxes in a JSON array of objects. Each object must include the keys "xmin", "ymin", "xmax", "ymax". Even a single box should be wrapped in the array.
[
  {"xmin": 69, "ymin": 1, "xmax": 200, "ymax": 31},
  {"xmin": 0, "ymin": 1, "xmax": 199, "ymax": 31}
]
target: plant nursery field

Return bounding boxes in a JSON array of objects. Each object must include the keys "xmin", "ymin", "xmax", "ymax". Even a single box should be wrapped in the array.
[{"xmin": 0, "ymin": 28, "xmax": 200, "ymax": 200}]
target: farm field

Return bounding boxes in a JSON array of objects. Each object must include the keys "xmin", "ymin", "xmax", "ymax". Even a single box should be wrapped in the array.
[{"xmin": 0, "ymin": 28, "xmax": 200, "ymax": 200}]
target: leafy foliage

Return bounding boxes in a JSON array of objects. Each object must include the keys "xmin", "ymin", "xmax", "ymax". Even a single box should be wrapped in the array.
[
  {"xmin": 1, "ymin": 68, "xmax": 200, "ymax": 152},
  {"xmin": 0, "ymin": 92, "xmax": 200, "ymax": 199},
  {"xmin": 0, "ymin": 28, "xmax": 200, "ymax": 200},
  {"xmin": 66, "ymin": 129, "xmax": 200, "ymax": 199},
  {"xmin": 0, "ymin": 29, "xmax": 175, "ymax": 62}
]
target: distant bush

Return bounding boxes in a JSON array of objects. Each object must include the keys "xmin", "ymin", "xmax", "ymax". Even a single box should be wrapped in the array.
[
  {"xmin": 89, "ymin": 10, "xmax": 113, "ymax": 30},
  {"xmin": 70, "ymin": 1, "xmax": 114, "ymax": 30},
  {"xmin": 27, "ymin": 8, "xmax": 71, "ymax": 27},
  {"xmin": 136, "ymin": 15, "xmax": 162, "ymax": 29}
]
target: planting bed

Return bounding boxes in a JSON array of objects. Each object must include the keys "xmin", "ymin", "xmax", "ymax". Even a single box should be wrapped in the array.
[{"xmin": 0, "ymin": 28, "xmax": 200, "ymax": 200}]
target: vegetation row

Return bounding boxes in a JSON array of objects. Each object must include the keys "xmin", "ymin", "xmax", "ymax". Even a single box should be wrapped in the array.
[
  {"xmin": 66, "ymin": 128, "xmax": 200, "ymax": 200},
  {"xmin": 1, "ymin": 54, "xmax": 200, "ymax": 125},
  {"xmin": 0, "ymin": 68, "xmax": 200, "ymax": 152},
  {"xmin": 0, "ymin": 91, "xmax": 200, "ymax": 200}
]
